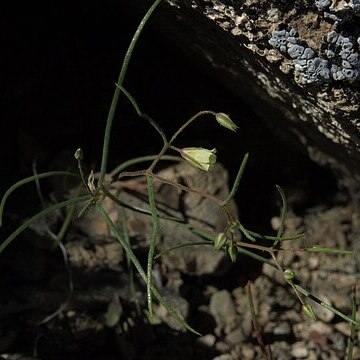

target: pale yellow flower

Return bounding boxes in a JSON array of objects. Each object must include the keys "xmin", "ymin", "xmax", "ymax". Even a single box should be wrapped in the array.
[{"xmin": 181, "ymin": 147, "xmax": 217, "ymax": 171}]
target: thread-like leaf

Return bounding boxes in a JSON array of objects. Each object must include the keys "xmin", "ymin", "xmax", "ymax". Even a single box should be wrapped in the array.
[
  {"xmin": 0, "ymin": 195, "xmax": 89, "ymax": 254},
  {"xmin": 272, "ymin": 185, "xmax": 288, "ymax": 248},
  {"xmin": 110, "ymin": 155, "xmax": 181, "ymax": 178},
  {"xmin": 0, "ymin": 171, "xmax": 78, "ymax": 226},
  {"xmin": 99, "ymin": 0, "xmax": 163, "ymax": 185},
  {"xmin": 96, "ymin": 203, "xmax": 200, "ymax": 335},
  {"xmin": 221, "ymin": 153, "xmax": 249, "ymax": 207},
  {"xmin": 146, "ymin": 175, "xmax": 159, "ymax": 318},
  {"xmin": 295, "ymin": 284, "xmax": 360, "ymax": 327},
  {"xmin": 347, "ymin": 286, "xmax": 357, "ymax": 360},
  {"xmin": 306, "ymin": 246, "xmax": 352, "ymax": 254}
]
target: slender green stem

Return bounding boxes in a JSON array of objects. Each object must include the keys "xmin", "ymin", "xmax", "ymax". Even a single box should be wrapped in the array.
[
  {"xmin": 0, "ymin": 171, "xmax": 78, "ymax": 227},
  {"xmin": 0, "ymin": 195, "xmax": 90, "ymax": 254},
  {"xmin": 147, "ymin": 144, "xmax": 169, "ymax": 173},
  {"xmin": 110, "ymin": 155, "xmax": 181, "ymax": 178},
  {"xmin": 295, "ymin": 284, "xmax": 360, "ymax": 327},
  {"xmin": 237, "ymin": 246, "xmax": 275, "ymax": 266},
  {"xmin": 220, "ymin": 153, "xmax": 249, "ymax": 207},
  {"xmin": 99, "ymin": 0, "xmax": 163, "ymax": 185},
  {"xmin": 52, "ymin": 199, "xmax": 78, "ymax": 249},
  {"xmin": 146, "ymin": 175, "xmax": 159, "ymax": 318},
  {"xmin": 272, "ymin": 185, "xmax": 288, "ymax": 248},
  {"xmin": 117, "ymin": 85, "xmax": 168, "ymax": 146},
  {"xmin": 240, "ymin": 226, "xmax": 304, "ymax": 242},
  {"xmin": 116, "ymin": 85, "xmax": 142, "ymax": 116},
  {"xmin": 77, "ymin": 158, "xmax": 93, "ymax": 196},
  {"xmin": 118, "ymin": 192, "xmax": 141, "ymax": 313},
  {"xmin": 169, "ymin": 110, "xmax": 216, "ymax": 145},
  {"xmin": 347, "ymin": 286, "xmax": 357, "ymax": 360},
  {"xmin": 143, "ymin": 113, "xmax": 168, "ymax": 147},
  {"xmin": 155, "ymin": 241, "xmax": 212, "ymax": 259},
  {"xmin": 97, "ymin": 203, "xmax": 201, "ymax": 335}
]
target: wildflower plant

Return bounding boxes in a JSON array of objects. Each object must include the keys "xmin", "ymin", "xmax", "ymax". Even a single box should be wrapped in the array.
[{"xmin": 0, "ymin": 0, "xmax": 359, "ymax": 342}]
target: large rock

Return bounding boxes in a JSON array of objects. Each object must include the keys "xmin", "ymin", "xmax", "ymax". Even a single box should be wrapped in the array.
[{"xmin": 139, "ymin": 0, "xmax": 360, "ymax": 181}]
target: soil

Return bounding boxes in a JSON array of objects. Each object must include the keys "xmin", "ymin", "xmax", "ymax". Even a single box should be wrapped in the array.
[{"xmin": 1, "ymin": 2, "xmax": 360, "ymax": 360}]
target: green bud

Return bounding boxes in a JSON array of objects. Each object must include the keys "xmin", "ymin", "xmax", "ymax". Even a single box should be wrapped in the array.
[
  {"xmin": 302, "ymin": 303, "xmax": 317, "ymax": 321},
  {"xmin": 215, "ymin": 113, "xmax": 239, "ymax": 132},
  {"xmin": 74, "ymin": 148, "xmax": 83, "ymax": 161},
  {"xmin": 227, "ymin": 242, "xmax": 237, "ymax": 263},
  {"xmin": 283, "ymin": 269, "xmax": 296, "ymax": 281},
  {"xmin": 214, "ymin": 232, "xmax": 228, "ymax": 250},
  {"xmin": 181, "ymin": 147, "xmax": 217, "ymax": 172}
]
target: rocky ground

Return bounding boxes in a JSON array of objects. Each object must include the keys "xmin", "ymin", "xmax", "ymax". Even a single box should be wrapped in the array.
[{"xmin": 0, "ymin": 157, "xmax": 359, "ymax": 360}]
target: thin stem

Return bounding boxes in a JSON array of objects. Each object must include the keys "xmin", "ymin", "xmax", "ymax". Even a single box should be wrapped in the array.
[
  {"xmin": 347, "ymin": 286, "xmax": 357, "ymax": 359},
  {"xmin": 110, "ymin": 155, "xmax": 181, "ymax": 178},
  {"xmin": 150, "ymin": 173, "xmax": 222, "ymax": 204},
  {"xmin": 117, "ymin": 169, "xmax": 223, "ymax": 205},
  {"xmin": 77, "ymin": 157, "xmax": 93, "ymax": 195},
  {"xmin": 99, "ymin": 0, "xmax": 163, "ymax": 185},
  {"xmin": 295, "ymin": 284, "xmax": 360, "ymax": 327},
  {"xmin": 0, "ymin": 195, "xmax": 90, "ymax": 254},
  {"xmin": 146, "ymin": 175, "xmax": 159, "ymax": 318},
  {"xmin": 0, "ymin": 171, "xmax": 78, "ymax": 227},
  {"xmin": 220, "ymin": 153, "xmax": 249, "ymax": 207},
  {"xmin": 169, "ymin": 110, "xmax": 216, "ymax": 145},
  {"xmin": 147, "ymin": 144, "xmax": 169, "ymax": 173},
  {"xmin": 97, "ymin": 203, "xmax": 201, "ymax": 334},
  {"xmin": 272, "ymin": 185, "xmax": 288, "ymax": 248}
]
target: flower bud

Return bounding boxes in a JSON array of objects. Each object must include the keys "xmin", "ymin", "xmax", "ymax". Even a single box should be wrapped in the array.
[
  {"xmin": 302, "ymin": 303, "xmax": 316, "ymax": 320},
  {"xmin": 283, "ymin": 268, "xmax": 296, "ymax": 281},
  {"xmin": 214, "ymin": 232, "xmax": 228, "ymax": 250},
  {"xmin": 181, "ymin": 147, "xmax": 217, "ymax": 172},
  {"xmin": 227, "ymin": 242, "xmax": 237, "ymax": 263},
  {"xmin": 74, "ymin": 148, "xmax": 83, "ymax": 161},
  {"xmin": 215, "ymin": 113, "xmax": 239, "ymax": 132}
]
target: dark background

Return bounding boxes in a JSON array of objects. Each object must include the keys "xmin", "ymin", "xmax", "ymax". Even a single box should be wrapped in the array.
[{"xmin": 0, "ymin": 1, "xmax": 337, "ymax": 236}]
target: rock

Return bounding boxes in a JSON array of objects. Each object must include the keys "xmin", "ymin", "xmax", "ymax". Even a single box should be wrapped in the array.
[
  {"xmin": 209, "ymin": 290, "xmax": 238, "ymax": 334},
  {"xmin": 291, "ymin": 341, "xmax": 309, "ymax": 358},
  {"xmin": 197, "ymin": 334, "xmax": 216, "ymax": 347},
  {"xmin": 74, "ymin": 162, "xmax": 237, "ymax": 276},
  {"xmin": 129, "ymin": 0, "xmax": 360, "ymax": 183},
  {"xmin": 334, "ymin": 321, "xmax": 351, "ymax": 337},
  {"xmin": 212, "ymin": 354, "xmax": 235, "ymax": 360},
  {"xmin": 225, "ymin": 326, "xmax": 247, "ymax": 345},
  {"xmin": 273, "ymin": 321, "xmax": 291, "ymax": 336}
]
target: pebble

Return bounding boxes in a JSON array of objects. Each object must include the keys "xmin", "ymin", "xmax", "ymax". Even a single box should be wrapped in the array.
[
  {"xmin": 225, "ymin": 326, "xmax": 246, "ymax": 345},
  {"xmin": 241, "ymin": 344, "xmax": 255, "ymax": 359},
  {"xmin": 334, "ymin": 322, "xmax": 351, "ymax": 337},
  {"xmin": 197, "ymin": 334, "xmax": 216, "ymax": 347},
  {"xmin": 210, "ymin": 290, "xmax": 237, "ymax": 332},
  {"xmin": 291, "ymin": 342, "xmax": 309, "ymax": 358},
  {"xmin": 212, "ymin": 355, "xmax": 235, "ymax": 360},
  {"xmin": 273, "ymin": 321, "xmax": 291, "ymax": 336}
]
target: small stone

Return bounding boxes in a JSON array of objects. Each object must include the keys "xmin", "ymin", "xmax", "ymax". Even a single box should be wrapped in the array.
[
  {"xmin": 273, "ymin": 321, "xmax": 291, "ymax": 335},
  {"xmin": 309, "ymin": 321, "xmax": 332, "ymax": 336},
  {"xmin": 241, "ymin": 344, "xmax": 255, "ymax": 359},
  {"xmin": 214, "ymin": 341, "xmax": 231, "ymax": 354},
  {"xmin": 212, "ymin": 355, "xmax": 235, "ymax": 360},
  {"xmin": 334, "ymin": 322, "xmax": 351, "ymax": 337},
  {"xmin": 225, "ymin": 327, "xmax": 246, "ymax": 345},
  {"xmin": 210, "ymin": 290, "xmax": 237, "ymax": 332},
  {"xmin": 197, "ymin": 334, "xmax": 216, "ymax": 347},
  {"xmin": 291, "ymin": 342, "xmax": 309, "ymax": 358}
]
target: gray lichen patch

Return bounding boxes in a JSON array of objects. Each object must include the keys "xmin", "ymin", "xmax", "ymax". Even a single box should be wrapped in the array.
[{"xmin": 164, "ymin": 0, "xmax": 360, "ymax": 176}]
